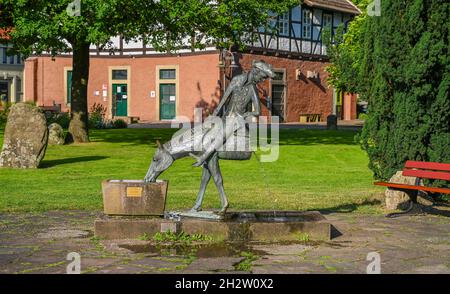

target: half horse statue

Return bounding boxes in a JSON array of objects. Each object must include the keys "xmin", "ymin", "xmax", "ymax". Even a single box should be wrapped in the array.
[{"xmin": 144, "ymin": 60, "xmax": 275, "ymax": 215}]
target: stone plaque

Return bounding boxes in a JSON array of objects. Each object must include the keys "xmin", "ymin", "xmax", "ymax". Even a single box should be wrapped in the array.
[{"xmin": 126, "ymin": 187, "xmax": 143, "ymax": 197}]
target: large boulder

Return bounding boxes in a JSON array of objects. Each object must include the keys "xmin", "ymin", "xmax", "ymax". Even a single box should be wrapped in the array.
[
  {"xmin": 48, "ymin": 123, "xmax": 65, "ymax": 145},
  {"xmin": 385, "ymin": 171, "xmax": 416, "ymax": 210},
  {"xmin": 0, "ymin": 103, "xmax": 48, "ymax": 168}
]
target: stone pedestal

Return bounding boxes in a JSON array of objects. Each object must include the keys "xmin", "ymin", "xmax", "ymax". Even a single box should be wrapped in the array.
[
  {"xmin": 94, "ymin": 211, "xmax": 333, "ymax": 241},
  {"xmin": 102, "ymin": 180, "xmax": 168, "ymax": 216}
]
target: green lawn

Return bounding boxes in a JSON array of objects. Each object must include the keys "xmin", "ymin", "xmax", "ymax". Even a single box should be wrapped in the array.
[{"xmin": 0, "ymin": 128, "xmax": 384, "ymax": 213}]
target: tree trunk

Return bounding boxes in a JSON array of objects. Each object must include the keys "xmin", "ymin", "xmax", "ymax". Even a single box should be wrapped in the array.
[{"xmin": 66, "ymin": 42, "xmax": 90, "ymax": 143}]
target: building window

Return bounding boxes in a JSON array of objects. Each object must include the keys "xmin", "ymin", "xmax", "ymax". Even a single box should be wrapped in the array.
[
  {"xmin": 302, "ymin": 9, "xmax": 312, "ymax": 39},
  {"xmin": 273, "ymin": 71, "xmax": 285, "ymax": 81},
  {"xmin": 112, "ymin": 69, "xmax": 128, "ymax": 80},
  {"xmin": 159, "ymin": 69, "xmax": 176, "ymax": 80},
  {"xmin": 271, "ymin": 69, "xmax": 286, "ymax": 122},
  {"xmin": 16, "ymin": 54, "xmax": 21, "ymax": 64},
  {"xmin": 277, "ymin": 12, "xmax": 289, "ymax": 36},
  {"xmin": 9, "ymin": 54, "xmax": 14, "ymax": 64},
  {"xmin": 323, "ymin": 14, "xmax": 332, "ymax": 28},
  {"xmin": 2, "ymin": 48, "xmax": 6, "ymax": 64}
]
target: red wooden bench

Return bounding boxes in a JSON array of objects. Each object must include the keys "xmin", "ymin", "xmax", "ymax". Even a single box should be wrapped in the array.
[{"xmin": 374, "ymin": 161, "xmax": 450, "ymax": 216}]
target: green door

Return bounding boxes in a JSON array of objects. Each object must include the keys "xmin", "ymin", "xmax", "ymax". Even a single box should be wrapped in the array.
[
  {"xmin": 159, "ymin": 84, "xmax": 176, "ymax": 120},
  {"xmin": 112, "ymin": 84, "xmax": 128, "ymax": 116},
  {"xmin": 67, "ymin": 70, "xmax": 72, "ymax": 103}
]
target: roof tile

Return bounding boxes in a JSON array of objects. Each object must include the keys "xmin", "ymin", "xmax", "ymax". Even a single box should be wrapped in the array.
[{"xmin": 304, "ymin": 0, "xmax": 361, "ymax": 15}]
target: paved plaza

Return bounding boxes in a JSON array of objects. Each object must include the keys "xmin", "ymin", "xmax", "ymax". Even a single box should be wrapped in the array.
[{"xmin": 1, "ymin": 210, "xmax": 449, "ymax": 274}]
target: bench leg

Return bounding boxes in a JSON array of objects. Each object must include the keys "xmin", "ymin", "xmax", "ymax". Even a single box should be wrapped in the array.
[{"xmin": 385, "ymin": 189, "xmax": 424, "ymax": 218}]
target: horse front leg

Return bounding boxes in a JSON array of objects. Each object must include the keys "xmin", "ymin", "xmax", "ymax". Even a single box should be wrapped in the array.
[
  {"xmin": 191, "ymin": 165, "xmax": 211, "ymax": 212},
  {"xmin": 207, "ymin": 153, "xmax": 229, "ymax": 214}
]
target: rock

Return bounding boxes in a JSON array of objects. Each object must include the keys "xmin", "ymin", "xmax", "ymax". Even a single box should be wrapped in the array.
[
  {"xmin": 385, "ymin": 171, "xmax": 416, "ymax": 210},
  {"xmin": 0, "ymin": 103, "xmax": 48, "ymax": 168},
  {"xmin": 327, "ymin": 115, "xmax": 337, "ymax": 130},
  {"xmin": 48, "ymin": 123, "xmax": 65, "ymax": 145}
]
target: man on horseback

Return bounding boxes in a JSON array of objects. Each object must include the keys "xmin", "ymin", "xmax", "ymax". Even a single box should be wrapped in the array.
[
  {"xmin": 190, "ymin": 60, "xmax": 275, "ymax": 167},
  {"xmin": 144, "ymin": 60, "xmax": 274, "ymax": 215}
]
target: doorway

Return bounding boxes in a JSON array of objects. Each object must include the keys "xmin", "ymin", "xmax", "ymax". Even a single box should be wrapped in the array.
[
  {"xmin": 112, "ymin": 84, "xmax": 128, "ymax": 116},
  {"xmin": 159, "ymin": 83, "xmax": 176, "ymax": 120},
  {"xmin": 0, "ymin": 80, "xmax": 9, "ymax": 103},
  {"xmin": 271, "ymin": 70, "xmax": 286, "ymax": 122}
]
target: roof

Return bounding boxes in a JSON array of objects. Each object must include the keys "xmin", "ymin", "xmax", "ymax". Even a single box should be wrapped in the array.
[{"xmin": 303, "ymin": 0, "xmax": 361, "ymax": 15}]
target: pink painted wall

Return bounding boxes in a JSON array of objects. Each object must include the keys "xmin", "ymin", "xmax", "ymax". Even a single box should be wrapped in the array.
[{"xmin": 24, "ymin": 52, "xmax": 221, "ymax": 121}]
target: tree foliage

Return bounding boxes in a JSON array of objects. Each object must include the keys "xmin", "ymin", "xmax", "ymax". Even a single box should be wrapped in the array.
[
  {"xmin": 0, "ymin": 0, "xmax": 296, "ymax": 142},
  {"xmin": 332, "ymin": 0, "xmax": 449, "ymax": 180},
  {"xmin": 323, "ymin": 0, "xmax": 369, "ymax": 93}
]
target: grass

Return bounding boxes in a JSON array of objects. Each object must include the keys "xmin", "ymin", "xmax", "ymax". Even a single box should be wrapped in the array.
[
  {"xmin": 0, "ymin": 128, "xmax": 384, "ymax": 213},
  {"xmin": 296, "ymin": 232, "xmax": 310, "ymax": 243},
  {"xmin": 152, "ymin": 232, "xmax": 214, "ymax": 244}
]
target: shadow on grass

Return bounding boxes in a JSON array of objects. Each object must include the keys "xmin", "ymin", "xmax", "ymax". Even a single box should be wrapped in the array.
[
  {"xmin": 40, "ymin": 156, "xmax": 109, "ymax": 168},
  {"xmin": 90, "ymin": 128, "xmax": 177, "ymax": 146},
  {"xmin": 278, "ymin": 129, "xmax": 359, "ymax": 146},
  {"xmin": 90, "ymin": 128, "xmax": 359, "ymax": 147},
  {"xmin": 319, "ymin": 199, "xmax": 382, "ymax": 215}
]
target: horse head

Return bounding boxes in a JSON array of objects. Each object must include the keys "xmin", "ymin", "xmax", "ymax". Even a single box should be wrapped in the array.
[{"xmin": 144, "ymin": 140, "xmax": 174, "ymax": 182}]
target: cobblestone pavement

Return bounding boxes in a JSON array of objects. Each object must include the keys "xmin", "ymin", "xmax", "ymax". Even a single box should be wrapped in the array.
[{"xmin": 0, "ymin": 210, "xmax": 449, "ymax": 274}]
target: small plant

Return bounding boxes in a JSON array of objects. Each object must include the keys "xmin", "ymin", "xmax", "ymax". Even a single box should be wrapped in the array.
[
  {"xmin": 88, "ymin": 103, "xmax": 107, "ymax": 129},
  {"xmin": 297, "ymin": 232, "xmax": 310, "ymax": 243},
  {"xmin": 137, "ymin": 233, "xmax": 150, "ymax": 241},
  {"xmin": 112, "ymin": 118, "xmax": 128, "ymax": 129},
  {"xmin": 153, "ymin": 231, "xmax": 213, "ymax": 244},
  {"xmin": 435, "ymin": 194, "xmax": 449, "ymax": 203},
  {"xmin": 46, "ymin": 111, "xmax": 70, "ymax": 128},
  {"xmin": 358, "ymin": 113, "xmax": 368, "ymax": 121},
  {"xmin": 0, "ymin": 102, "xmax": 12, "ymax": 125},
  {"xmin": 234, "ymin": 251, "xmax": 258, "ymax": 272}
]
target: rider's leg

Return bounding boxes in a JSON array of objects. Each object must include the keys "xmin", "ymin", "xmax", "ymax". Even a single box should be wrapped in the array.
[
  {"xmin": 207, "ymin": 153, "xmax": 228, "ymax": 214},
  {"xmin": 191, "ymin": 116, "xmax": 243, "ymax": 167},
  {"xmin": 191, "ymin": 165, "xmax": 211, "ymax": 211}
]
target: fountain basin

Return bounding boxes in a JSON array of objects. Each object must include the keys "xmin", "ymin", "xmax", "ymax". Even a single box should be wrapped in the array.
[{"xmin": 94, "ymin": 211, "xmax": 332, "ymax": 241}]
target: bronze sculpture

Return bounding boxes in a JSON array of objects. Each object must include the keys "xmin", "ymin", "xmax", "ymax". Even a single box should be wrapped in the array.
[{"xmin": 144, "ymin": 60, "xmax": 275, "ymax": 215}]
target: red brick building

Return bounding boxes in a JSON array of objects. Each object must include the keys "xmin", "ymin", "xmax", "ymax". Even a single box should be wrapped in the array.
[{"xmin": 23, "ymin": 0, "xmax": 360, "ymax": 123}]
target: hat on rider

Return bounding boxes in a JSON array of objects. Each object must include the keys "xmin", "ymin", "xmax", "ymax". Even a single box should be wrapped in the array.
[{"xmin": 252, "ymin": 60, "xmax": 275, "ymax": 79}]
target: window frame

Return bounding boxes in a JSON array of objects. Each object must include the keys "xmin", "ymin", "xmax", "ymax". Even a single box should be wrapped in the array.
[
  {"xmin": 159, "ymin": 69, "xmax": 176, "ymax": 80},
  {"xmin": 277, "ymin": 12, "xmax": 290, "ymax": 37},
  {"xmin": 111, "ymin": 69, "xmax": 128, "ymax": 80},
  {"xmin": 302, "ymin": 9, "xmax": 313, "ymax": 39}
]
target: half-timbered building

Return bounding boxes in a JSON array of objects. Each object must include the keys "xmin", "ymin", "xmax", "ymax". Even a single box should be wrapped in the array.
[{"xmin": 23, "ymin": 0, "xmax": 360, "ymax": 123}]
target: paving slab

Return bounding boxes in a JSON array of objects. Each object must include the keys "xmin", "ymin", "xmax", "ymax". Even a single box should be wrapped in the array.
[{"xmin": 0, "ymin": 210, "xmax": 448, "ymax": 274}]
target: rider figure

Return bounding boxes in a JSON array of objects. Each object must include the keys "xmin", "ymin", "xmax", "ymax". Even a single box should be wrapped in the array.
[{"xmin": 191, "ymin": 60, "xmax": 275, "ymax": 167}]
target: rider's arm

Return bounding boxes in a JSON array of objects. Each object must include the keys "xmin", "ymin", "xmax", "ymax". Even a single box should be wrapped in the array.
[{"xmin": 212, "ymin": 79, "xmax": 236, "ymax": 117}]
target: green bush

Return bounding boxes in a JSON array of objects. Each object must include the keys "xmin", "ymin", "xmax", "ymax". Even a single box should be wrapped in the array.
[
  {"xmin": 112, "ymin": 119, "xmax": 128, "ymax": 129},
  {"xmin": 356, "ymin": 0, "xmax": 450, "ymax": 180},
  {"xmin": 358, "ymin": 113, "xmax": 368, "ymax": 121},
  {"xmin": 46, "ymin": 112, "xmax": 70, "ymax": 129},
  {"xmin": 0, "ymin": 102, "xmax": 12, "ymax": 125},
  {"xmin": 88, "ymin": 103, "xmax": 107, "ymax": 129}
]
